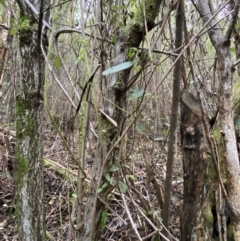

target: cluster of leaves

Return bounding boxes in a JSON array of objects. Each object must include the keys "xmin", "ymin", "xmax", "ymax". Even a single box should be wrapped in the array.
[{"xmin": 10, "ymin": 16, "xmax": 31, "ymax": 36}]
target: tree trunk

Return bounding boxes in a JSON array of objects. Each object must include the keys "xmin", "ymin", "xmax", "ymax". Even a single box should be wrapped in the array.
[
  {"xmin": 196, "ymin": 1, "xmax": 240, "ymax": 239},
  {"xmin": 0, "ymin": 3, "xmax": 10, "ymax": 88},
  {"xmin": 16, "ymin": 1, "xmax": 48, "ymax": 240},
  {"xmin": 162, "ymin": 1, "xmax": 183, "ymax": 236},
  {"xmin": 180, "ymin": 90, "xmax": 211, "ymax": 240}
]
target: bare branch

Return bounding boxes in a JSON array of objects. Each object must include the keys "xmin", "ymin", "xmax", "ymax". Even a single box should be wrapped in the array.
[
  {"xmin": 0, "ymin": 24, "xmax": 9, "ymax": 30},
  {"xmin": 225, "ymin": 0, "xmax": 240, "ymax": 41}
]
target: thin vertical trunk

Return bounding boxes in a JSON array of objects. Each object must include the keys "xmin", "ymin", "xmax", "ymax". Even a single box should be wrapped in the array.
[
  {"xmin": 162, "ymin": 1, "xmax": 183, "ymax": 237},
  {"xmin": 16, "ymin": 1, "xmax": 48, "ymax": 240},
  {"xmin": 0, "ymin": 5, "xmax": 10, "ymax": 88}
]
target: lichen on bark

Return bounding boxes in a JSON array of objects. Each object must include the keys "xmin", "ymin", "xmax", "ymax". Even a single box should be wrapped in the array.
[
  {"xmin": 16, "ymin": 152, "xmax": 29, "ymax": 185},
  {"xmin": 15, "ymin": 1, "xmax": 47, "ymax": 239},
  {"xmin": 125, "ymin": 0, "xmax": 162, "ymax": 47}
]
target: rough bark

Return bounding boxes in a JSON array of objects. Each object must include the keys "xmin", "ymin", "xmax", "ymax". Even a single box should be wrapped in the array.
[
  {"xmin": 0, "ymin": 4, "xmax": 10, "ymax": 88},
  {"xmin": 196, "ymin": 1, "xmax": 240, "ymax": 239},
  {"xmin": 16, "ymin": 0, "xmax": 48, "ymax": 240},
  {"xmin": 180, "ymin": 90, "xmax": 211, "ymax": 240},
  {"xmin": 77, "ymin": 1, "xmax": 163, "ymax": 240}
]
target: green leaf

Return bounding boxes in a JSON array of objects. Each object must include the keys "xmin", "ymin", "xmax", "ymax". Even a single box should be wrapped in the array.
[
  {"xmin": 128, "ymin": 47, "xmax": 138, "ymax": 59},
  {"xmin": 162, "ymin": 129, "xmax": 168, "ymax": 137},
  {"xmin": 102, "ymin": 60, "xmax": 137, "ymax": 76},
  {"xmin": 148, "ymin": 210, "xmax": 154, "ymax": 215},
  {"xmin": 118, "ymin": 180, "xmax": 128, "ymax": 194},
  {"xmin": 55, "ymin": 56, "xmax": 62, "ymax": 68},
  {"xmin": 10, "ymin": 28, "xmax": 17, "ymax": 36},
  {"xmin": 20, "ymin": 17, "xmax": 30, "ymax": 30},
  {"xmin": 97, "ymin": 182, "xmax": 108, "ymax": 193},
  {"xmin": 127, "ymin": 174, "xmax": 137, "ymax": 181},
  {"xmin": 111, "ymin": 35, "xmax": 117, "ymax": 44},
  {"xmin": 109, "ymin": 164, "xmax": 119, "ymax": 172},
  {"xmin": 230, "ymin": 47, "xmax": 236, "ymax": 54},
  {"xmin": 129, "ymin": 88, "xmax": 144, "ymax": 100},
  {"xmin": 100, "ymin": 209, "xmax": 109, "ymax": 227},
  {"xmin": 72, "ymin": 193, "xmax": 77, "ymax": 198},
  {"xmin": 105, "ymin": 173, "xmax": 113, "ymax": 183}
]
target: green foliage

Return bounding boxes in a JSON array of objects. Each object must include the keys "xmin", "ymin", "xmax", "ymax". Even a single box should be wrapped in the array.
[
  {"xmin": 126, "ymin": 174, "xmax": 137, "ymax": 181},
  {"xmin": 111, "ymin": 35, "xmax": 117, "ymax": 45},
  {"xmin": 100, "ymin": 209, "xmax": 109, "ymax": 227},
  {"xmin": 102, "ymin": 60, "xmax": 137, "ymax": 76},
  {"xmin": 148, "ymin": 210, "xmax": 154, "ymax": 215},
  {"xmin": 162, "ymin": 129, "xmax": 168, "ymax": 137},
  {"xmin": 109, "ymin": 164, "xmax": 119, "ymax": 172},
  {"xmin": 128, "ymin": 87, "xmax": 144, "ymax": 100},
  {"xmin": 20, "ymin": 17, "xmax": 30, "ymax": 30},
  {"xmin": 97, "ymin": 163, "xmax": 121, "ymax": 193},
  {"xmin": 54, "ymin": 56, "xmax": 62, "ymax": 68},
  {"xmin": 10, "ymin": 16, "xmax": 31, "ymax": 36},
  {"xmin": 118, "ymin": 180, "xmax": 128, "ymax": 193},
  {"xmin": 46, "ymin": 231, "xmax": 55, "ymax": 241},
  {"xmin": 230, "ymin": 47, "xmax": 236, "ymax": 55},
  {"xmin": 128, "ymin": 47, "xmax": 138, "ymax": 59},
  {"xmin": 105, "ymin": 173, "xmax": 114, "ymax": 184},
  {"xmin": 10, "ymin": 28, "xmax": 17, "ymax": 36},
  {"xmin": 127, "ymin": 0, "xmax": 160, "ymax": 35},
  {"xmin": 47, "ymin": 52, "xmax": 64, "ymax": 68},
  {"xmin": 97, "ymin": 182, "xmax": 108, "ymax": 193},
  {"xmin": 72, "ymin": 193, "xmax": 77, "ymax": 198},
  {"xmin": 76, "ymin": 47, "xmax": 88, "ymax": 64},
  {"xmin": 0, "ymin": 0, "xmax": 6, "ymax": 7}
]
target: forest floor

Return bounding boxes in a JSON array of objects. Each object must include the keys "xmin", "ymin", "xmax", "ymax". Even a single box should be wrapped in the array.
[{"xmin": 0, "ymin": 124, "xmax": 183, "ymax": 241}]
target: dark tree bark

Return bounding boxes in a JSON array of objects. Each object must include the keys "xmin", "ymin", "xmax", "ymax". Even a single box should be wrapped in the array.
[
  {"xmin": 180, "ymin": 90, "xmax": 211, "ymax": 241},
  {"xmin": 15, "ymin": 1, "xmax": 48, "ymax": 240},
  {"xmin": 162, "ymin": 0, "xmax": 183, "ymax": 237}
]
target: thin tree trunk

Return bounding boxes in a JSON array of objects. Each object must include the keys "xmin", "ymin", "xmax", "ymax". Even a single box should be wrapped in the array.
[
  {"xmin": 0, "ymin": 4, "xmax": 10, "ymax": 88},
  {"xmin": 16, "ymin": 1, "xmax": 48, "ymax": 240},
  {"xmin": 162, "ymin": 1, "xmax": 183, "ymax": 237}
]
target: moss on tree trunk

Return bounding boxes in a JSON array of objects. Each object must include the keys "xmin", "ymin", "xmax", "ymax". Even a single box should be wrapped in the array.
[{"xmin": 15, "ymin": 3, "xmax": 48, "ymax": 238}]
